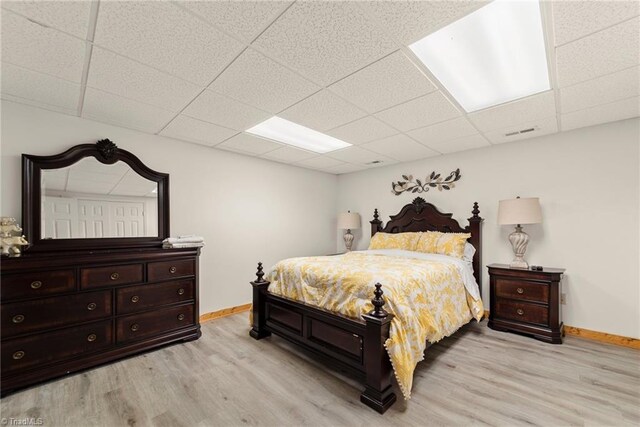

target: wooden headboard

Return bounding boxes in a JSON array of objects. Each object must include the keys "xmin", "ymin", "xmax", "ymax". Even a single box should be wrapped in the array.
[{"xmin": 370, "ymin": 197, "xmax": 483, "ymax": 287}]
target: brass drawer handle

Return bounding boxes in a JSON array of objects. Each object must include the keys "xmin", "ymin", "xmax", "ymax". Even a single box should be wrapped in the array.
[
  {"xmin": 169, "ymin": 266, "xmax": 177, "ymax": 274},
  {"xmin": 87, "ymin": 302, "xmax": 97, "ymax": 311},
  {"xmin": 516, "ymin": 287, "xmax": 524, "ymax": 294},
  {"xmin": 12, "ymin": 314, "xmax": 25, "ymax": 324},
  {"xmin": 177, "ymin": 314, "xmax": 185, "ymax": 321},
  {"xmin": 131, "ymin": 295, "xmax": 140, "ymax": 303},
  {"xmin": 110, "ymin": 272, "xmax": 120, "ymax": 280},
  {"xmin": 13, "ymin": 351, "xmax": 25, "ymax": 360},
  {"xmin": 517, "ymin": 308, "xmax": 524, "ymax": 316},
  {"xmin": 87, "ymin": 334, "xmax": 97, "ymax": 342},
  {"xmin": 130, "ymin": 323, "xmax": 139, "ymax": 332},
  {"xmin": 177, "ymin": 288, "xmax": 185, "ymax": 296},
  {"xmin": 30, "ymin": 280, "xmax": 43, "ymax": 289}
]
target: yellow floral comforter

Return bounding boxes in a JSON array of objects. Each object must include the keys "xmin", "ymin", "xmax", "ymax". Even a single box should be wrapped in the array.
[{"xmin": 265, "ymin": 250, "xmax": 484, "ymax": 399}]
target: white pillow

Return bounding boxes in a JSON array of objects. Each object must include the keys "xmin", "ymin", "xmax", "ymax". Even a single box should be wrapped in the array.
[{"xmin": 463, "ymin": 242, "xmax": 476, "ymax": 263}]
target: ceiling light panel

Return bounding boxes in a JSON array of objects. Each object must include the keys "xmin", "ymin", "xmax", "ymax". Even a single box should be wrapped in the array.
[
  {"xmin": 247, "ymin": 117, "xmax": 351, "ymax": 154},
  {"xmin": 409, "ymin": 0, "xmax": 550, "ymax": 113}
]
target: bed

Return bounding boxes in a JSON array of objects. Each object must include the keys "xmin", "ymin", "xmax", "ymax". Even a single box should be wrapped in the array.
[{"xmin": 249, "ymin": 197, "xmax": 483, "ymax": 413}]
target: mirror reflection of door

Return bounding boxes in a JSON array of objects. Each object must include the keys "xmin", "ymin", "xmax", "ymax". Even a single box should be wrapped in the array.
[{"xmin": 41, "ymin": 158, "xmax": 158, "ymax": 239}]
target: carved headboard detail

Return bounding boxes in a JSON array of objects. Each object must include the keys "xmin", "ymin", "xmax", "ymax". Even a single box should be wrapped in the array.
[{"xmin": 370, "ymin": 197, "xmax": 483, "ymax": 287}]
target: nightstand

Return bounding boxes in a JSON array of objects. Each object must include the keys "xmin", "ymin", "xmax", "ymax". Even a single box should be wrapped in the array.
[{"xmin": 487, "ymin": 264, "xmax": 565, "ymax": 344}]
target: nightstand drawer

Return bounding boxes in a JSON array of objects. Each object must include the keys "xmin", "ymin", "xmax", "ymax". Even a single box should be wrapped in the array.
[
  {"xmin": 494, "ymin": 300, "xmax": 548, "ymax": 326},
  {"xmin": 495, "ymin": 279, "xmax": 548, "ymax": 304}
]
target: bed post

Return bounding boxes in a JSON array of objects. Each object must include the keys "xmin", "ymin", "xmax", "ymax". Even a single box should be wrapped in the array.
[
  {"xmin": 361, "ymin": 283, "xmax": 397, "ymax": 414},
  {"xmin": 370, "ymin": 208, "xmax": 382, "ymax": 236},
  {"xmin": 468, "ymin": 202, "xmax": 483, "ymax": 289},
  {"xmin": 249, "ymin": 262, "xmax": 271, "ymax": 340}
]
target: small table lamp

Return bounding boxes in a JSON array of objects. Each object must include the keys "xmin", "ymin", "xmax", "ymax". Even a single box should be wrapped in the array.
[
  {"xmin": 497, "ymin": 197, "xmax": 542, "ymax": 269},
  {"xmin": 337, "ymin": 211, "xmax": 361, "ymax": 252}
]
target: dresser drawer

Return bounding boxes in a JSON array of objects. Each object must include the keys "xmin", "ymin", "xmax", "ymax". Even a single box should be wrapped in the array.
[
  {"xmin": 80, "ymin": 264, "xmax": 143, "ymax": 289},
  {"xmin": 1, "ymin": 320, "xmax": 112, "ymax": 374},
  {"xmin": 1, "ymin": 290, "xmax": 112, "ymax": 338},
  {"xmin": 495, "ymin": 279, "xmax": 549, "ymax": 304},
  {"xmin": 116, "ymin": 279, "xmax": 195, "ymax": 314},
  {"xmin": 148, "ymin": 259, "xmax": 195, "ymax": 282},
  {"xmin": 1, "ymin": 269, "xmax": 75, "ymax": 301},
  {"xmin": 494, "ymin": 299, "xmax": 549, "ymax": 326},
  {"xmin": 117, "ymin": 304, "xmax": 194, "ymax": 343}
]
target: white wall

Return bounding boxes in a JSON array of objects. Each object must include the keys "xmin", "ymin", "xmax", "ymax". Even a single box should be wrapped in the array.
[
  {"xmin": 0, "ymin": 101, "xmax": 338, "ymax": 315},
  {"xmin": 337, "ymin": 118, "xmax": 640, "ymax": 339}
]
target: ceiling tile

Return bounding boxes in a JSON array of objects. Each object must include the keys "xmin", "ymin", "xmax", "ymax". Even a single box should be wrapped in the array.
[
  {"xmin": 216, "ymin": 133, "xmax": 282, "ymax": 155},
  {"xmin": 252, "ymin": 1, "xmax": 396, "ymax": 86},
  {"xmin": 295, "ymin": 156, "xmax": 345, "ymax": 170},
  {"xmin": 361, "ymin": 134, "xmax": 439, "ymax": 162},
  {"xmin": 561, "ymin": 96, "xmax": 640, "ymax": 131},
  {"xmin": 327, "ymin": 116, "xmax": 397, "ymax": 145},
  {"xmin": 82, "ymin": 88, "xmax": 176, "ymax": 133},
  {"xmin": 1, "ymin": 1, "xmax": 91, "ymax": 38},
  {"xmin": 329, "ymin": 51, "xmax": 437, "ymax": 113},
  {"xmin": 467, "ymin": 91, "xmax": 556, "ymax": 132},
  {"xmin": 87, "ymin": 48, "xmax": 202, "ymax": 112},
  {"xmin": 375, "ymin": 91, "xmax": 461, "ymax": 132},
  {"xmin": 552, "ymin": 1, "xmax": 640, "ymax": 46},
  {"xmin": 1, "ymin": 94, "xmax": 77, "ymax": 116},
  {"xmin": 181, "ymin": 1, "xmax": 291, "ymax": 42},
  {"xmin": 1, "ymin": 62, "xmax": 80, "ymax": 111},
  {"xmin": 1, "ymin": 12, "xmax": 86, "ymax": 82},
  {"xmin": 408, "ymin": 117, "xmax": 478, "ymax": 147},
  {"xmin": 209, "ymin": 48, "xmax": 319, "ymax": 114},
  {"xmin": 560, "ymin": 66, "xmax": 640, "ymax": 113},
  {"xmin": 362, "ymin": 0, "xmax": 488, "ymax": 45},
  {"xmin": 160, "ymin": 115, "xmax": 238, "ymax": 147},
  {"xmin": 327, "ymin": 146, "xmax": 395, "ymax": 166},
  {"xmin": 426, "ymin": 134, "xmax": 491, "ymax": 154},
  {"xmin": 261, "ymin": 146, "xmax": 317, "ymax": 163},
  {"xmin": 556, "ymin": 17, "xmax": 640, "ymax": 87},
  {"xmin": 322, "ymin": 163, "xmax": 368, "ymax": 175},
  {"xmin": 182, "ymin": 90, "xmax": 271, "ymax": 131},
  {"xmin": 483, "ymin": 116, "xmax": 559, "ymax": 144},
  {"xmin": 279, "ymin": 90, "xmax": 366, "ymax": 132},
  {"xmin": 93, "ymin": 2, "xmax": 244, "ymax": 85}
]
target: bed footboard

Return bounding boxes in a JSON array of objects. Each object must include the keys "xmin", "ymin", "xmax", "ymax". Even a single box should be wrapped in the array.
[{"xmin": 249, "ymin": 263, "xmax": 397, "ymax": 413}]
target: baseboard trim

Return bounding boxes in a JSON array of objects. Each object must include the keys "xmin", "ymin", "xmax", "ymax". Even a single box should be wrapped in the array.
[
  {"xmin": 200, "ymin": 303, "xmax": 251, "ymax": 323},
  {"xmin": 483, "ymin": 310, "xmax": 638, "ymax": 349}
]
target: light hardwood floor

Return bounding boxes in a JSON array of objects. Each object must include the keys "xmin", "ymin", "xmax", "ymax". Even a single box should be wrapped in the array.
[{"xmin": 2, "ymin": 314, "xmax": 638, "ymax": 426}]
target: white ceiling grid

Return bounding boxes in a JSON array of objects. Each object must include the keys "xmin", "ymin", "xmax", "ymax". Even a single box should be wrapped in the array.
[{"xmin": 1, "ymin": 1, "xmax": 638, "ymax": 175}]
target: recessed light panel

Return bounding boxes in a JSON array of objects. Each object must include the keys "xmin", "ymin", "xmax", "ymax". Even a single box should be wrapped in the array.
[
  {"xmin": 409, "ymin": 0, "xmax": 550, "ymax": 112},
  {"xmin": 246, "ymin": 116, "xmax": 352, "ymax": 153}
]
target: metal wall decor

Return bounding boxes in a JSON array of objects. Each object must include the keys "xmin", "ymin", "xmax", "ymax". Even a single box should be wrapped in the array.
[{"xmin": 391, "ymin": 169, "xmax": 461, "ymax": 195}]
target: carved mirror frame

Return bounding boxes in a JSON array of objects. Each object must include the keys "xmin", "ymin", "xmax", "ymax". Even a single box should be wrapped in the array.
[{"xmin": 22, "ymin": 139, "xmax": 170, "ymax": 252}]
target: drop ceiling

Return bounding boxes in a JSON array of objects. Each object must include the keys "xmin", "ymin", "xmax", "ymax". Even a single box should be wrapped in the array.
[{"xmin": 1, "ymin": 1, "xmax": 638, "ymax": 175}]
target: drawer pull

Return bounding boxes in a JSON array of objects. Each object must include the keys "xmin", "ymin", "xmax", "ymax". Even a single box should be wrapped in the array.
[
  {"xmin": 177, "ymin": 288, "xmax": 185, "ymax": 296},
  {"xmin": 13, "ymin": 351, "xmax": 25, "ymax": 360},
  {"xmin": 516, "ymin": 287, "xmax": 524, "ymax": 294},
  {"xmin": 12, "ymin": 314, "xmax": 25, "ymax": 324},
  {"xmin": 110, "ymin": 272, "xmax": 120, "ymax": 280},
  {"xmin": 30, "ymin": 280, "xmax": 43, "ymax": 289},
  {"xmin": 130, "ymin": 323, "xmax": 140, "ymax": 332},
  {"xmin": 177, "ymin": 314, "xmax": 185, "ymax": 321},
  {"xmin": 87, "ymin": 302, "xmax": 97, "ymax": 311},
  {"xmin": 517, "ymin": 308, "xmax": 524, "ymax": 316},
  {"xmin": 87, "ymin": 334, "xmax": 97, "ymax": 342},
  {"xmin": 169, "ymin": 266, "xmax": 177, "ymax": 274},
  {"xmin": 131, "ymin": 295, "xmax": 140, "ymax": 303}
]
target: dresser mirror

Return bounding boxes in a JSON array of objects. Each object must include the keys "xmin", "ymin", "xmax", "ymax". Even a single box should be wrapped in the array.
[{"xmin": 23, "ymin": 139, "xmax": 169, "ymax": 251}]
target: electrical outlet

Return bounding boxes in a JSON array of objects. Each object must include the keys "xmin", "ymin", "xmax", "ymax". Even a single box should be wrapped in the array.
[{"xmin": 561, "ymin": 293, "xmax": 566, "ymax": 305}]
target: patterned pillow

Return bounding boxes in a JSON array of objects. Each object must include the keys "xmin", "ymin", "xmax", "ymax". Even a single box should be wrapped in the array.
[
  {"xmin": 368, "ymin": 232, "xmax": 421, "ymax": 251},
  {"xmin": 416, "ymin": 231, "xmax": 471, "ymax": 259},
  {"xmin": 415, "ymin": 231, "xmax": 441, "ymax": 254}
]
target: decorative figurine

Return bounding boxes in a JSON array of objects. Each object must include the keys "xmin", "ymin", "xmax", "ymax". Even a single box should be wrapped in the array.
[{"xmin": 0, "ymin": 217, "xmax": 29, "ymax": 257}]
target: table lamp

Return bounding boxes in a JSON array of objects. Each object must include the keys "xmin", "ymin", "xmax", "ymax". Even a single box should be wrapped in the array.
[
  {"xmin": 337, "ymin": 211, "xmax": 361, "ymax": 252},
  {"xmin": 497, "ymin": 197, "xmax": 542, "ymax": 268}
]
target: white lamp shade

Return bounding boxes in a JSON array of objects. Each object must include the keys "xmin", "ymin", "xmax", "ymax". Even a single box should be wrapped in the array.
[
  {"xmin": 497, "ymin": 197, "xmax": 542, "ymax": 225},
  {"xmin": 337, "ymin": 212, "xmax": 361, "ymax": 230}
]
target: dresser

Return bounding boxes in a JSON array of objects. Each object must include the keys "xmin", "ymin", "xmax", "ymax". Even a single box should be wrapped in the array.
[
  {"xmin": 487, "ymin": 264, "xmax": 565, "ymax": 344},
  {"xmin": 1, "ymin": 247, "xmax": 200, "ymax": 395}
]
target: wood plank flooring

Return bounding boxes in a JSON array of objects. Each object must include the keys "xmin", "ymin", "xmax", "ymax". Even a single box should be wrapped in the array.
[{"xmin": 1, "ymin": 314, "xmax": 638, "ymax": 426}]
